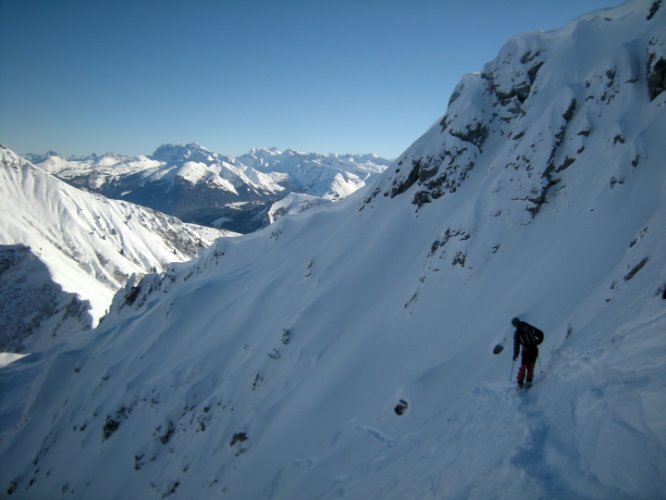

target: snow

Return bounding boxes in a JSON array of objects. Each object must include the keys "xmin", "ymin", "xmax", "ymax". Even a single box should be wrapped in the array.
[
  {"xmin": 35, "ymin": 145, "xmax": 390, "ymax": 207},
  {"xmin": 0, "ymin": 244, "xmax": 92, "ymax": 353},
  {"xmin": 0, "ymin": 353, "xmax": 27, "ymax": 369},
  {"xmin": 31, "ymin": 145, "xmax": 389, "ymax": 232},
  {"xmin": 326, "ymin": 172, "xmax": 364, "ymax": 199},
  {"xmin": 1, "ymin": 0, "xmax": 666, "ymax": 498},
  {"xmin": 268, "ymin": 192, "xmax": 328, "ymax": 224},
  {"xmin": 175, "ymin": 161, "xmax": 210, "ymax": 185},
  {"xmin": 0, "ymin": 147, "xmax": 227, "ymax": 331},
  {"xmin": 238, "ymin": 147, "xmax": 389, "ymax": 192},
  {"xmin": 41, "ymin": 153, "xmax": 160, "ymax": 181}
]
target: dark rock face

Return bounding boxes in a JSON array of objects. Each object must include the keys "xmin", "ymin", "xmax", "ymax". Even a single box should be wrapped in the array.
[
  {"xmin": 646, "ymin": 2, "xmax": 665, "ymax": 100},
  {"xmin": 647, "ymin": 51, "xmax": 666, "ymax": 101}
]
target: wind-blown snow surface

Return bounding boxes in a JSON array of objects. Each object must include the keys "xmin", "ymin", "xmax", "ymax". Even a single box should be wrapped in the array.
[
  {"xmin": 2, "ymin": 1, "xmax": 666, "ymax": 498},
  {"xmin": 0, "ymin": 146, "xmax": 226, "ymax": 338}
]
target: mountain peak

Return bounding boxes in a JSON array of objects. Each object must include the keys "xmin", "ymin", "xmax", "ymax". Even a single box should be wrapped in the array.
[
  {"xmin": 150, "ymin": 143, "xmax": 217, "ymax": 165},
  {"xmin": 20, "ymin": 150, "xmax": 61, "ymax": 164}
]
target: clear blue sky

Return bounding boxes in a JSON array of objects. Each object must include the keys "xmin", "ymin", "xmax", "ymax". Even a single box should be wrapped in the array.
[{"xmin": 0, "ymin": 0, "xmax": 623, "ymax": 159}]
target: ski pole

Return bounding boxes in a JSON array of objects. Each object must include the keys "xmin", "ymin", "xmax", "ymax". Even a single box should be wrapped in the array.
[
  {"xmin": 537, "ymin": 357, "xmax": 543, "ymax": 375},
  {"xmin": 509, "ymin": 359, "xmax": 515, "ymax": 388}
]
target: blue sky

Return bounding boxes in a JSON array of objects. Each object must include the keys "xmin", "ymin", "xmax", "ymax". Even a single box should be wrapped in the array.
[{"xmin": 0, "ymin": 0, "xmax": 623, "ymax": 159}]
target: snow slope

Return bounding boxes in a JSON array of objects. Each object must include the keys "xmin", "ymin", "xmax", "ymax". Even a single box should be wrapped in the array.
[
  {"xmin": 35, "ymin": 144, "xmax": 391, "ymax": 233},
  {"xmin": 0, "ymin": 244, "xmax": 92, "ymax": 353},
  {"xmin": 2, "ymin": 1, "xmax": 666, "ymax": 498},
  {"xmin": 267, "ymin": 192, "xmax": 329, "ymax": 224},
  {"xmin": 0, "ymin": 146, "xmax": 226, "ymax": 336}
]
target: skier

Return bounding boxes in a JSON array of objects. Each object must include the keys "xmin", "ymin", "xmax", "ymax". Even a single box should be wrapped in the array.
[{"xmin": 512, "ymin": 317, "xmax": 544, "ymax": 388}]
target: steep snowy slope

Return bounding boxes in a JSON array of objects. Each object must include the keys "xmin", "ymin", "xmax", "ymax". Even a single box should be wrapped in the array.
[
  {"xmin": 267, "ymin": 192, "xmax": 328, "ymax": 224},
  {"xmin": 36, "ymin": 145, "xmax": 390, "ymax": 233},
  {"xmin": 0, "ymin": 146, "xmax": 226, "ymax": 337},
  {"xmin": 0, "ymin": 244, "xmax": 91, "ymax": 353},
  {"xmin": 1, "ymin": 1, "xmax": 666, "ymax": 498}
]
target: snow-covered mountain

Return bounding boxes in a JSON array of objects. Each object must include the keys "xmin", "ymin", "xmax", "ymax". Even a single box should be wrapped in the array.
[
  {"xmin": 34, "ymin": 145, "xmax": 390, "ymax": 233},
  {"xmin": 0, "ymin": 146, "xmax": 226, "ymax": 351},
  {"xmin": 2, "ymin": 1, "xmax": 666, "ymax": 498},
  {"xmin": 238, "ymin": 147, "xmax": 387, "ymax": 199}
]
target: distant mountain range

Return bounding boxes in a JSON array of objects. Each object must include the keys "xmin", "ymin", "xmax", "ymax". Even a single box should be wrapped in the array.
[{"xmin": 27, "ymin": 145, "xmax": 391, "ymax": 233}]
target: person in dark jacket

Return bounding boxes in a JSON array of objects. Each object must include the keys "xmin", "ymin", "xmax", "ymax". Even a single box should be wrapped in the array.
[{"xmin": 512, "ymin": 317, "xmax": 544, "ymax": 388}]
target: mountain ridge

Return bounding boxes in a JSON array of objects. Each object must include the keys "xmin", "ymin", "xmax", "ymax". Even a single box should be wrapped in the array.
[
  {"xmin": 0, "ymin": 145, "xmax": 226, "ymax": 351},
  {"xmin": 30, "ymin": 144, "xmax": 391, "ymax": 233}
]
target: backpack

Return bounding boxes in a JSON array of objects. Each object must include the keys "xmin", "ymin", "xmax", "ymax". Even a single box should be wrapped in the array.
[{"xmin": 519, "ymin": 322, "xmax": 544, "ymax": 347}]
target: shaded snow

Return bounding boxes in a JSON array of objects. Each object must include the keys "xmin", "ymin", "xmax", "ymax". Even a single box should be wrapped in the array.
[{"xmin": 0, "ymin": 244, "xmax": 92, "ymax": 352}]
